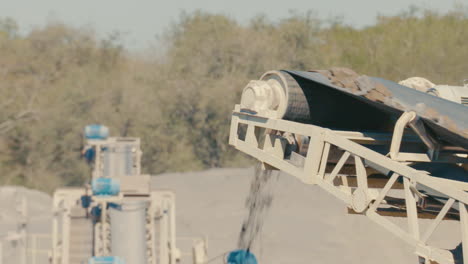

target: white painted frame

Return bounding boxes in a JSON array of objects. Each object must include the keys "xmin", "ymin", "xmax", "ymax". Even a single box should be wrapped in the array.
[{"xmin": 229, "ymin": 107, "xmax": 468, "ymax": 264}]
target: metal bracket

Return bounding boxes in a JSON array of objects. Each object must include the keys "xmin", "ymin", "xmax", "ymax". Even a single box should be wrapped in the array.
[{"xmin": 389, "ymin": 111, "xmax": 439, "ymax": 161}]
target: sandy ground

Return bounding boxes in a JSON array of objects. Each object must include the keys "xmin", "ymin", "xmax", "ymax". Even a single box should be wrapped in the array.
[
  {"xmin": 152, "ymin": 168, "xmax": 460, "ymax": 264},
  {"xmin": 0, "ymin": 167, "xmax": 461, "ymax": 264}
]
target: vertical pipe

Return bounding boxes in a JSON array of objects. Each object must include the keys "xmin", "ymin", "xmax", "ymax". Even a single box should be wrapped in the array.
[
  {"xmin": 148, "ymin": 202, "xmax": 156, "ymax": 264},
  {"xmin": 125, "ymin": 145, "xmax": 132, "ymax": 176},
  {"xmin": 51, "ymin": 198, "xmax": 59, "ymax": 264},
  {"xmin": 136, "ymin": 146, "xmax": 142, "ymax": 176},
  {"xmin": 110, "ymin": 200, "xmax": 149, "ymax": 264},
  {"xmin": 169, "ymin": 196, "xmax": 176, "ymax": 264},
  {"xmin": 62, "ymin": 201, "xmax": 70, "ymax": 264},
  {"xmin": 103, "ymin": 144, "xmax": 111, "ymax": 177},
  {"xmin": 20, "ymin": 197, "xmax": 27, "ymax": 264},
  {"xmin": 94, "ymin": 143, "xmax": 102, "ymax": 179},
  {"xmin": 159, "ymin": 200, "xmax": 168, "ymax": 264},
  {"xmin": 101, "ymin": 201, "xmax": 107, "ymax": 256}
]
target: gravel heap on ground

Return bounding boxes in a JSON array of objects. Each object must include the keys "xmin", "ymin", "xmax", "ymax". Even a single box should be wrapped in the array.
[{"xmin": 152, "ymin": 168, "xmax": 459, "ymax": 264}]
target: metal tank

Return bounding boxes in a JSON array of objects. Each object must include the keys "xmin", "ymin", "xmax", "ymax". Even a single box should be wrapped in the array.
[{"xmin": 109, "ymin": 200, "xmax": 149, "ymax": 263}]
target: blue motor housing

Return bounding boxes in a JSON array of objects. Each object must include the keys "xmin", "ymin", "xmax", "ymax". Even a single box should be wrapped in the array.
[
  {"xmin": 91, "ymin": 178, "xmax": 120, "ymax": 196},
  {"xmin": 85, "ymin": 124, "xmax": 109, "ymax": 140},
  {"xmin": 88, "ymin": 256, "xmax": 125, "ymax": 264},
  {"xmin": 83, "ymin": 147, "xmax": 96, "ymax": 163},
  {"xmin": 227, "ymin": 250, "xmax": 258, "ymax": 264}
]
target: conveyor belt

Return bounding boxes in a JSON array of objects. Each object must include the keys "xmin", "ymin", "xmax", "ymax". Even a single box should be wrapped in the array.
[{"xmin": 259, "ymin": 70, "xmax": 468, "ymax": 149}]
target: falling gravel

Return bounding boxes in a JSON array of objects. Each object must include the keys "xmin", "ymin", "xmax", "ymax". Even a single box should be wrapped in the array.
[{"xmin": 237, "ymin": 164, "xmax": 279, "ymax": 251}]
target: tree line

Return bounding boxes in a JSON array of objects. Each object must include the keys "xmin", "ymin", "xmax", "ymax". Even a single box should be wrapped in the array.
[{"xmin": 0, "ymin": 7, "xmax": 466, "ymax": 192}]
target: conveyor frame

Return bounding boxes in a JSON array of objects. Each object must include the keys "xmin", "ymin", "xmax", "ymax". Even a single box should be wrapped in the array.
[{"xmin": 229, "ymin": 106, "xmax": 468, "ymax": 264}]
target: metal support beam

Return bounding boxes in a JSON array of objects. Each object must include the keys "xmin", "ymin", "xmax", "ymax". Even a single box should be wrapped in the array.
[
  {"xmin": 318, "ymin": 142, "xmax": 331, "ymax": 179},
  {"xmin": 421, "ymin": 198, "xmax": 455, "ymax": 243},
  {"xmin": 369, "ymin": 173, "xmax": 399, "ymax": 211},
  {"xmin": 354, "ymin": 156, "xmax": 368, "ymax": 190},
  {"xmin": 325, "ymin": 151, "xmax": 350, "ymax": 183},
  {"xmin": 303, "ymin": 131, "xmax": 325, "ymax": 184},
  {"xmin": 404, "ymin": 178, "xmax": 420, "ymax": 240}
]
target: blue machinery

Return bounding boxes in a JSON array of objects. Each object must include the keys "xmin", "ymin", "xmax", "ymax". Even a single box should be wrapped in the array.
[
  {"xmin": 88, "ymin": 256, "xmax": 124, "ymax": 264},
  {"xmin": 51, "ymin": 126, "xmax": 181, "ymax": 264}
]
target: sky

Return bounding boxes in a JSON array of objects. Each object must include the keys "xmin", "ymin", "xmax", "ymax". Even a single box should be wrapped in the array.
[{"xmin": 0, "ymin": 0, "xmax": 461, "ymax": 51}]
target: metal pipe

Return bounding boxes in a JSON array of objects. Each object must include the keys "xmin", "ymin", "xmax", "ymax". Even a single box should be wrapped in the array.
[
  {"xmin": 110, "ymin": 200, "xmax": 149, "ymax": 264},
  {"xmin": 167, "ymin": 194, "xmax": 177, "ymax": 264}
]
